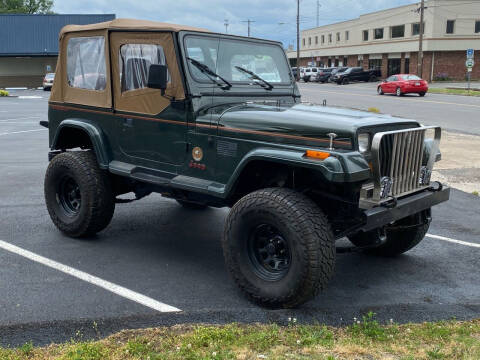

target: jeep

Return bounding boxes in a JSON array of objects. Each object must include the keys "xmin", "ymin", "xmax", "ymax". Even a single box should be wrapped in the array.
[{"xmin": 42, "ymin": 19, "xmax": 449, "ymax": 308}]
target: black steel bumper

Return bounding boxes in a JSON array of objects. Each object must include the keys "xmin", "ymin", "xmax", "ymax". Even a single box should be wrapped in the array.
[{"xmin": 360, "ymin": 185, "xmax": 450, "ymax": 232}]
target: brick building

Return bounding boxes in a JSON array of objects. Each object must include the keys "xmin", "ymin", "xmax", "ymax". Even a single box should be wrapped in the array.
[{"xmin": 287, "ymin": 0, "xmax": 480, "ymax": 81}]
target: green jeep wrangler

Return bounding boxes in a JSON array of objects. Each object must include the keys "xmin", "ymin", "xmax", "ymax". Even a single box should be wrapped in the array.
[{"xmin": 42, "ymin": 19, "xmax": 449, "ymax": 308}]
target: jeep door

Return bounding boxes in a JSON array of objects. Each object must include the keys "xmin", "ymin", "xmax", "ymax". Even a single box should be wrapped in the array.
[{"xmin": 110, "ymin": 32, "xmax": 188, "ymax": 172}]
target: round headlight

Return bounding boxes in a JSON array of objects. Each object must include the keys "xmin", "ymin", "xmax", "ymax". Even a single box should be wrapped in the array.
[{"xmin": 358, "ymin": 133, "xmax": 370, "ymax": 153}]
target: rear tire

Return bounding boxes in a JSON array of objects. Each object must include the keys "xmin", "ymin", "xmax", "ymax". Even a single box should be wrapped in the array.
[
  {"xmin": 44, "ymin": 151, "xmax": 115, "ymax": 238},
  {"xmin": 348, "ymin": 210, "xmax": 431, "ymax": 256},
  {"xmin": 396, "ymin": 87, "xmax": 402, "ymax": 96},
  {"xmin": 222, "ymin": 188, "xmax": 335, "ymax": 308},
  {"xmin": 419, "ymin": 92, "xmax": 426, "ymax": 97}
]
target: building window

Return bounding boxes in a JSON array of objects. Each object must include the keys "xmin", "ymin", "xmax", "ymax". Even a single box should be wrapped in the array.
[
  {"xmin": 362, "ymin": 30, "xmax": 368, "ymax": 41},
  {"xmin": 476, "ymin": 21, "xmax": 480, "ymax": 33},
  {"xmin": 67, "ymin": 36, "xmax": 107, "ymax": 90},
  {"xmin": 374, "ymin": 28, "xmax": 384, "ymax": 39},
  {"xmin": 405, "ymin": 58, "xmax": 410, "ymax": 74},
  {"xmin": 315, "ymin": 36, "xmax": 318, "ymax": 44},
  {"xmin": 368, "ymin": 59, "xmax": 382, "ymax": 69},
  {"xmin": 343, "ymin": 57, "xmax": 348, "ymax": 66},
  {"xmin": 336, "ymin": 32, "xmax": 340, "ymax": 41},
  {"xmin": 302, "ymin": 38, "xmax": 305, "ymax": 46},
  {"xmin": 446, "ymin": 20, "xmax": 455, "ymax": 34},
  {"xmin": 391, "ymin": 25, "xmax": 405, "ymax": 38},
  {"xmin": 328, "ymin": 34, "xmax": 332, "ymax": 43},
  {"xmin": 412, "ymin": 22, "xmax": 425, "ymax": 36},
  {"xmin": 308, "ymin": 37, "xmax": 311, "ymax": 45},
  {"xmin": 345, "ymin": 31, "xmax": 349, "ymax": 41}
]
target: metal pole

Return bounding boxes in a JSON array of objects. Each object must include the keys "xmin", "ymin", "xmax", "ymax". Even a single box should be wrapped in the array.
[
  {"xmin": 224, "ymin": 19, "xmax": 229, "ymax": 34},
  {"xmin": 296, "ymin": 0, "xmax": 300, "ymax": 80},
  {"xmin": 418, "ymin": 0, "xmax": 425, "ymax": 78},
  {"xmin": 316, "ymin": 0, "xmax": 320, "ymax": 27},
  {"xmin": 242, "ymin": 19, "xmax": 255, "ymax": 37}
]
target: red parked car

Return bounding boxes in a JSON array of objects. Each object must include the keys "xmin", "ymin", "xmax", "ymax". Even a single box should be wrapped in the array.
[{"xmin": 377, "ymin": 74, "xmax": 428, "ymax": 97}]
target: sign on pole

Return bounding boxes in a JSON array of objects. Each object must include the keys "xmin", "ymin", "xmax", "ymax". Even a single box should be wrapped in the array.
[
  {"xmin": 467, "ymin": 48, "xmax": 474, "ymax": 59},
  {"xmin": 466, "ymin": 59, "xmax": 475, "ymax": 68}
]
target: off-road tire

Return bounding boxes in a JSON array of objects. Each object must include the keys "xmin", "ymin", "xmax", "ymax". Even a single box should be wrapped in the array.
[
  {"xmin": 222, "ymin": 187, "xmax": 335, "ymax": 308},
  {"xmin": 44, "ymin": 151, "xmax": 115, "ymax": 238},
  {"xmin": 348, "ymin": 210, "xmax": 431, "ymax": 256},
  {"xmin": 377, "ymin": 86, "xmax": 384, "ymax": 95},
  {"xmin": 176, "ymin": 199, "xmax": 208, "ymax": 210}
]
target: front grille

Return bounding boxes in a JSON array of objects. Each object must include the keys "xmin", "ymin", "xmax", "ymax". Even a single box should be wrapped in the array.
[{"xmin": 379, "ymin": 130, "xmax": 425, "ymax": 196}]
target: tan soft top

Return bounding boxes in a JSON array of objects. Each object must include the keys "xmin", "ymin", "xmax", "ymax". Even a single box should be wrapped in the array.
[{"xmin": 60, "ymin": 18, "xmax": 209, "ymax": 36}]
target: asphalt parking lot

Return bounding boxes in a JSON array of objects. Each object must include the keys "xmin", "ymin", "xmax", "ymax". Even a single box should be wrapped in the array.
[{"xmin": 1, "ymin": 90, "xmax": 479, "ymax": 346}]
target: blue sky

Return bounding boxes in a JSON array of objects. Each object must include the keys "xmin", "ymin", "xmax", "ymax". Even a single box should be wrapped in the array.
[{"xmin": 54, "ymin": 0, "xmax": 419, "ymax": 47}]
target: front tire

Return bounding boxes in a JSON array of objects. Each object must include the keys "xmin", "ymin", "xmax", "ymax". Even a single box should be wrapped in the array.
[
  {"xmin": 377, "ymin": 86, "xmax": 384, "ymax": 95},
  {"xmin": 44, "ymin": 151, "xmax": 115, "ymax": 238},
  {"xmin": 396, "ymin": 87, "xmax": 402, "ymax": 96},
  {"xmin": 222, "ymin": 188, "xmax": 335, "ymax": 308},
  {"xmin": 342, "ymin": 78, "xmax": 349, "ymax": 85},
  {"xmin": 349, "ymin": 210, "xmax": 431, "ymax": 256}
]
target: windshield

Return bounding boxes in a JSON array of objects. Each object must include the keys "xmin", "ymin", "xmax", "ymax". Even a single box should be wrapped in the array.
[{"xmin": 185, "ymin": 36, "xmax": 291, "ymax": 85}]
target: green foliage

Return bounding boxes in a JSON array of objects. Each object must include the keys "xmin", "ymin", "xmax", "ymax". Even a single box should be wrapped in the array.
[
  {"xmin": 19, "ymin": 342, "xmax": 33, "ymax": 356},
  {"xmin": 0, "ymin": 89, "xmax": 9, "ymax": 96},
  {"xmin": 348, "ymin": 311, "xmax": 390, "ymax": 341},
  {"xmin": 0, "ymin": 0, "xmax": 54, "ymax": 14},
  {"xmin": 61, "ymin": 342, "xmax": 107, "ymax": 360}
]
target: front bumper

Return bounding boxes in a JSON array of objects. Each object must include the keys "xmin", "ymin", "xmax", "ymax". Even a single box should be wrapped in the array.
[{"xmin": 360, "ymin": 185, "xmax": 450, "ymax": 232}]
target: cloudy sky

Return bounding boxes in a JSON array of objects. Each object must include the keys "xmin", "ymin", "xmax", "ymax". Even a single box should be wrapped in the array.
[{"xmin": 53, "ymin": 0, "xmax": 418, "ymax": 47}]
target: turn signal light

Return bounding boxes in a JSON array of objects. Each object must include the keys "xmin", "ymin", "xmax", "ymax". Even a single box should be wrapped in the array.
[{"xmin": 305, "ymin": 150, "xmax": 330, "ymax": 160}]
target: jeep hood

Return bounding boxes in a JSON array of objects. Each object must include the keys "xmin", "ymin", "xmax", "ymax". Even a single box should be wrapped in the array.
[{"xmin": 217, "ymin": 103, "xmax": 419, "ymax": 149}]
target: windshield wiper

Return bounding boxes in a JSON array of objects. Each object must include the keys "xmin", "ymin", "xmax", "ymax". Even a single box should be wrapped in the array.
[
  {"xmin": 234, "ymin": 66, "xmax": 274, "ymax": 90},
  {"xmin": 187, "ymin": 57, "xmax": 232, "ymax": 90}
]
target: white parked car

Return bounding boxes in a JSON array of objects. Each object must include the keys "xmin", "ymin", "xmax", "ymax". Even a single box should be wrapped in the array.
[{"xmin": 302, "ymin": 67, "xmax": 320, "ymax": 82}]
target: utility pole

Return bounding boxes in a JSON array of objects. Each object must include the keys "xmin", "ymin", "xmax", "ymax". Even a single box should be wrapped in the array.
[
  {"xmin": 417, "ymin": 0, "xmax": 425, "ymax": 78},
  {"xmin": 296, "ymin": 0, "xmax": 300, "ymax": 80},
  {"xmin": 224, "ymin": 19, "xmax": 229, "ymax": 34},
  {"xmin": 316, "ymin": 0, "xmax": 321, "ymax": 27},
  {"xmin": 242, "ymin": 19, "xmax": 255, "ymax": 37}
]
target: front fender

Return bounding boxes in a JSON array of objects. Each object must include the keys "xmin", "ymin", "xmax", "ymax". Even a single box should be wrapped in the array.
[
  {"xmin": 51, "ymin": 119, "xmax": 110, "ymax": 169},
  {"xmin": 224, "ymin": 147, "xmax": 371, "ymax": 197}
]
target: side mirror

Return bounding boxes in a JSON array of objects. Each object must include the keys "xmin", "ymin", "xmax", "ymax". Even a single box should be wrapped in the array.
[{"xmin": 147, "ymin": 64, "xmax": 168, "ymax": 95}]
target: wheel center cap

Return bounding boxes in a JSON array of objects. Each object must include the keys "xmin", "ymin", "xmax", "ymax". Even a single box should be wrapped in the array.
[{"xmin": 266, "ymin": 243, "xmax": 276, "ymax": 255}]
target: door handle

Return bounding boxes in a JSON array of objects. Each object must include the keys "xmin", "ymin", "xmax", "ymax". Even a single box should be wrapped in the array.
[{"xmin": 123, "ymin": 118, "xmax": 133, "ymax": 127}]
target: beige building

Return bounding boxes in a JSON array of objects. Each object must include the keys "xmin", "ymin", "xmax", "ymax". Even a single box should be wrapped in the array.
[{"xmin": 288, "ymin": 0, "xmax": 480, "ymax": 81}]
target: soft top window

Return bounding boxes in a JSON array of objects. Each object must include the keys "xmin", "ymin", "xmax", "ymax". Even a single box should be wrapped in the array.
[
  {"xmin": 119, "ymin": 44, "xmax": 170, "ymax": 92},
  {"xmin": 67, "ymin": 36, "xmax": 106, "ymax": 91}
]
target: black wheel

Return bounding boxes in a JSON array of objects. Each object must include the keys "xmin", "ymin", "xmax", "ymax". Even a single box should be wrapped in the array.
[
  {"xmin": 222, "ymin": 188, "xmax": 335, "ymax": 308},
  {"xmin": 342, "ymin": 78, "xmax": 349, "ymax": 85},
  {"xmin": 419, "ymin": 92, "xmax": 426, "ymax": 97},
  {"xmin": 348, "ymin": 210, "xmax": 431, "ymax": 257},
  {"xmin": 44, "ymin": 151, "xmax": 115, "ymax": 238},
  {"xmin": 369, "ymin": 75, "xmax": 377, "ymax": 82},
  {"xmin": 396, "ymin": 87, "xmax": 402, "ymax": 96},
  {"xmin": 176, "ymin": 199, "xmax": 208, "ymax": 210},
  {"xmin": 377, "ymin": 86, "xmax": 384, "ymax": 95}
]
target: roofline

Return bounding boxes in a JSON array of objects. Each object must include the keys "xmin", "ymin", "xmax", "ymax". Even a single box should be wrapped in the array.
[{"xmin": 301, "ymin": 1, "xmax": 422, "ymax": 32}]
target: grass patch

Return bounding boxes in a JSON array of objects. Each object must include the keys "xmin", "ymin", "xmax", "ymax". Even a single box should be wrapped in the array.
[
  {"xmin": 0, "ymin": 89, "xmax": 9, "ymax": 97},
  {"xmin": 428, "ymin": 88, "xmax": 480, "ymax": 97},
  {"xmin": 1, "ymin": 318, "xmax": 479, "ymax": 359},
  {"xmin": 472, "ymin": 191, "xmax": 479, "ymax": 196}
]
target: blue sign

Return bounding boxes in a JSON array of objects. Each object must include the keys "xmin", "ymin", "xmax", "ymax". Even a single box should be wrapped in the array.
[{"xmin": 467, "ymin": 48, "xmax": 474, "ymax": 58}]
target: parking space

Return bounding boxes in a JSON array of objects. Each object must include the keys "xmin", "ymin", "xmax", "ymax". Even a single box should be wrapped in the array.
[{"xmin": 1, "ymin": 91, "xmax": 480, "ymax": 346}]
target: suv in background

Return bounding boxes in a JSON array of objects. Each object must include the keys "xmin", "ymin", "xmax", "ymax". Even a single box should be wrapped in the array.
[
  {"xmin": 328, "ymin": 67, "xmax": 348, "ymax": 82},
  {"xmin": 42, "ymin": 73, "xmax": 55, "ymax": 91},
  {"xmin": 315, "ymin": 68, "xmax": 335, "ymax": 83},
  {"xmin": 302, "ymin": 67, "xmax": 320, "ymax": 82},
  {"xmin": 42, "ymin": 19, "xmax": 449, "ymax": 309},
  {"xmin": 334, "ymin": 67, "xmax": 381, "ymax": 84}
]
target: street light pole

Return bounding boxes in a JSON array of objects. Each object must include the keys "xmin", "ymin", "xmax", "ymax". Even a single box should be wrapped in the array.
[
  {"xmin": 296, "ymin": 0, "xmax": 300, "ymax": 80},
  {"xmin": 224, "ymin": 19, "xmax": 229, "ymax": 34}
]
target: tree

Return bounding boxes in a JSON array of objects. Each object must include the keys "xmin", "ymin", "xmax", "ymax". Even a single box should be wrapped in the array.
[{"xmin": 0, "ymin": 0, "xmax": 54, "ymax": 14}]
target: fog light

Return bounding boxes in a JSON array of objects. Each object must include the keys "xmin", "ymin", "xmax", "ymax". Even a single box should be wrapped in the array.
[{"xmin": 380, "ymin": 176, "xmax": 392, "ymax": 198}]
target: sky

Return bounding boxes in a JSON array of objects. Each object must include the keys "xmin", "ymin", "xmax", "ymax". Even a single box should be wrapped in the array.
[{"xmin": 53, "ymin": 0, "xmax": 419, "ymax": 48}]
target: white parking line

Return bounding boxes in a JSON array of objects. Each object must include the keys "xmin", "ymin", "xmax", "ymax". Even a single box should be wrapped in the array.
[
  {"xmin": 0, "ymin": 117, "xmax": 40, "ymax": 122},
  {"xmin": 0, "ymin": 240, "xmax": 181, "ymax": 313},
  {"xmin": 0, "ymin": 129, "xmax": 46, "ymax": 136},
  {"xmin": 426, "ymin": 234, "xmax": 480, "ymax": 248}
]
